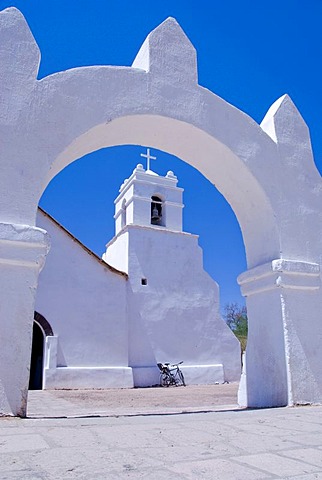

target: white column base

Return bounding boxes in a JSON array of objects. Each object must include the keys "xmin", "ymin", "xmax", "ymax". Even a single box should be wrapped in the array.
[
  {"xmin": 44, "ymin": 367, "xmax": 134, "ymax": 389},
  {"xmin": 238, "ymin": 259, "xmax": 321, "ymax": 408},
  {"xmin": 132, "ymin": 364, "xmax": 224, "ymax": 387}
]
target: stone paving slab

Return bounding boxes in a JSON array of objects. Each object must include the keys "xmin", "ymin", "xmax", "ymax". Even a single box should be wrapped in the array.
[{"xmin": 1, "ymin": 386, "xmax": 322, "ymax": 479}]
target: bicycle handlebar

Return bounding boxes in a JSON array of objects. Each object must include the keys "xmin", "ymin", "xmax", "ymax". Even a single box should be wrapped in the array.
[{"xmin": 161, "ymin": 361, "xmax": 183, "ymax": 368}]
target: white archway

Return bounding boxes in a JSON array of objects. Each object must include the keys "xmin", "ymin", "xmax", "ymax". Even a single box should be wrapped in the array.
[
  {"xmin": 1, "ymin": 7, "xmax": 322, "ymax": 416},
  {"xmin": 41, "ymin": 116, "xmax": 280, "ymax": 269}
]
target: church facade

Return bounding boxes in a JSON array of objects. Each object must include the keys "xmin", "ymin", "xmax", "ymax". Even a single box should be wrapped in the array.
[{"xmin": 33, "ymin": 161, "xmax": 241, "ymax": 390}]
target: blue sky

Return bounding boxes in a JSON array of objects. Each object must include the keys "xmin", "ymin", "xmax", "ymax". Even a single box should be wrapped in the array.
[{"xmin": 1, "ymin": 0, "xmax": 321, "ymax": 308}]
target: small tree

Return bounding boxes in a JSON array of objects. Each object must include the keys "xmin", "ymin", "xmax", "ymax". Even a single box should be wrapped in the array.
[{"xmin": 223, "ymin": 302, "xmax": 248, "ymax": 351}]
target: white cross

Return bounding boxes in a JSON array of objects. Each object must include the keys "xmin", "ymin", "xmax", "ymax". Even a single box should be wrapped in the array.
[{"xmin": 140, "ymin": 148, "xmax": 156, "ymax": 171}]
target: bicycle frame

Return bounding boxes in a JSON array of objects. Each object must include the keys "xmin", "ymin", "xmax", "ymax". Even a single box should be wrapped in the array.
[{"xmin": 157, "ymin": 362, "xmax": 186, "ymax": 387}]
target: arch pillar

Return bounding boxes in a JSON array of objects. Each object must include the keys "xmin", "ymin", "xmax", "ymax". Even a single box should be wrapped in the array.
[
  {"xmin": 0, "ymin": 223, "xmax": 50, "ymax": 416},
  {"xmin": 238, "ymin": 259, "xmax": 321, "ymax": 407}
]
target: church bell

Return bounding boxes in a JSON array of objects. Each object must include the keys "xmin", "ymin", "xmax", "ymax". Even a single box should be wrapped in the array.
[{"xmin": 152, "ymin": 205, "xmax": 161, "ymax": 222}]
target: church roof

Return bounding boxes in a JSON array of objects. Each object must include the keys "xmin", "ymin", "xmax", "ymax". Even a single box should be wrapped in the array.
[{"xmin": 37, "ymin": 207, "xmax": 128, "ymax": 279}]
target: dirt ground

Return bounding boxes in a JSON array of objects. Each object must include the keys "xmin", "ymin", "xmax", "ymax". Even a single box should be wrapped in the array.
[{"xmin": 27, "ymin": 383, "xmax": 239, "ymax": 418}]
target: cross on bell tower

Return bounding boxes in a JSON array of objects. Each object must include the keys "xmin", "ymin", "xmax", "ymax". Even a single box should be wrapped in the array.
[{"xmin": 140, "ymin": 148, "xmax": 156, "ymax": 172}]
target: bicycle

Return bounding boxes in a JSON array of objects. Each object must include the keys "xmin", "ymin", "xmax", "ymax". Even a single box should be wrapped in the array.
[{"xmin": 157, "ymin": 361, "xmax": 186, "ymax": 387}]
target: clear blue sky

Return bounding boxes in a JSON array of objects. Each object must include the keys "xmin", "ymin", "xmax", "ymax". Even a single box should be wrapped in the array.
[{"xmin": 1, "ymin": 0, "xmax": 321, "ymax": 308}]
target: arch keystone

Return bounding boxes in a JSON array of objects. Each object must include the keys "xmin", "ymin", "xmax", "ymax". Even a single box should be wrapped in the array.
[{"xmin": 132, "ymin": 17, "xmax": 198, "ymax": 85}]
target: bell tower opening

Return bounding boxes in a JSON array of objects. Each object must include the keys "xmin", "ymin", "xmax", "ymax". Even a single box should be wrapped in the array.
[
  {"xmin": 151, "ymin": 195, "xmax": 163, "ymax": 225},
  {"xmin": 121, "ymin": 198, "xmax": 127, "ymax": 229}
]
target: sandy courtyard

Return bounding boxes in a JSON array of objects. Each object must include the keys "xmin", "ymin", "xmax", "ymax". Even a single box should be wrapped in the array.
[{"xmin": 27, "ymin": 383, "xmax": 239, "ymax": 418}]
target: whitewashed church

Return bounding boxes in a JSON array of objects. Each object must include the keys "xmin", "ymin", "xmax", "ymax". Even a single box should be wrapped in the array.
[{"xmin": 32, "ymin": 150, "xmax": 241, "ymax": 390}]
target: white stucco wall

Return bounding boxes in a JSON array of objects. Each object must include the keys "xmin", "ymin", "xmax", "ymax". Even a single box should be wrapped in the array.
[
  {"xmin": 37, "ymin": 205, "xmax": 239, "ymax": 390},
  {"xmin": 35, "ymin": 210, "xmax": 131, "ymax": 388},
  {"xmin": 103, "ymin": 231, "xmax": 129, "ymax": 273},
  {"xmin": 105, "ymin": 224, "xmax": 241, "ymax": 386}
]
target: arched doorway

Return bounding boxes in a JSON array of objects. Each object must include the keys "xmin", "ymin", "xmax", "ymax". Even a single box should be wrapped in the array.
[
  {"xmin": 29, "ymin": 321, "xmax": 44, "ymax": 390},
  {"xmin": 37, "ymin": 116, "xmax": 283, "ymax": 408},
  {"xmin": 29, "ymin": 312, "xmax": 53, "ymax": 390}
]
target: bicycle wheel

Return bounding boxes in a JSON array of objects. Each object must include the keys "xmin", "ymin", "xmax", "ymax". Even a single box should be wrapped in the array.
[
  {"xmin": 178, "ymin": 369, "xmax": 186, "ymax": 386},
  {"xmin": 172, "ymin": 374, "xmax": 179, "ymax": 386},
  {"xmin": 160, "ymin": 372, "xmax": 171, "ymax": 387}
]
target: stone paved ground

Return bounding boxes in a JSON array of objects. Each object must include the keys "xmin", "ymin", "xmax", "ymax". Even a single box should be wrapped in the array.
[{"xmin": 1, "ymin": 384, "xmax": 322, "ymax": 479}]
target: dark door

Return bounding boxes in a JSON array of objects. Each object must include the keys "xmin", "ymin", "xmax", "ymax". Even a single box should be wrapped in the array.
[{"xmin": 29, "ymin": 322, "xmax": 44, "ymax": 390}]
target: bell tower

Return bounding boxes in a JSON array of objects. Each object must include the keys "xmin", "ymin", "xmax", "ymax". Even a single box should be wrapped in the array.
[
  {"xmin": 112, "ymin": 160, "xmax": 184, "ymax": 236},
  {"xmin": 102, "ymin": 150, "xmax": 184, "ymax": 272}
]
